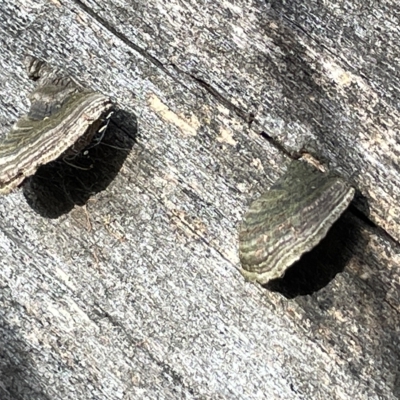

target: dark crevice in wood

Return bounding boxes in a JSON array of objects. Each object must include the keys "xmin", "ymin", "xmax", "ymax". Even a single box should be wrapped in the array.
[
  {"xmin": 182, "ymin": 70, "xmax": 249, "ymax": 121},
  {"xmin": 259, "ymin": 130, "xmax": 298, "ymax": 159},
  {"xmin": 169, "ymin": 62, "xmax": 259, "ymax": 129},
  {"xmin": 350, "ymin": 191, "xmax": 400, "ymax": 248},
  {"xmin": 70, "ymin": 0, "xmax": 184, "ymax": 86}
]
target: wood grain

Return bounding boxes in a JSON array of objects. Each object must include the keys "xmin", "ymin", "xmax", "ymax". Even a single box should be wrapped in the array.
[{"xmin": 0, "ymin": 1, "xmax": 399, "ymax": 399}]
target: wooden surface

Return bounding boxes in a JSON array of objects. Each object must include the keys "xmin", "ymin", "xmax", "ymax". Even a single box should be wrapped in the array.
[{"xmin": 0, "ymin": 0, "xmax": 399, "ymax": 399}]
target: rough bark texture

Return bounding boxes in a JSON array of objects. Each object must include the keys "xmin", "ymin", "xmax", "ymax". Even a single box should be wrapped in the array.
[{"xmin": 0, "ymin": 0, "xmax": 399, "ymax": 399}]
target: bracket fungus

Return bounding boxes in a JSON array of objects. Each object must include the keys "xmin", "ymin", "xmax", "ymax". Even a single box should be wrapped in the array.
[
  {"xmin": 0, "ymin": 56, "xmax": 113, "ymax": 194},
  {"xmin": 238, "ymin": 161, "xmax": 355, "ymax": 285}
]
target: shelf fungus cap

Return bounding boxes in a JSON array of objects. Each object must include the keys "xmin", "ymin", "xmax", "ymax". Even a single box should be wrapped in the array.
[
  {"xmin": 238, "ymin": 161, "xmax": 355, "ymax": 285},
  {"xmin": 0, "ymin": 56, "xmax": 113, "ymax": 195}
]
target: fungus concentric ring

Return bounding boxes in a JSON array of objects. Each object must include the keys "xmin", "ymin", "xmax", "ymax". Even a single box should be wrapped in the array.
[
  {"xmin": 238, "ymin": 161, "xmax": 355, "ymax": 285},
  {"xmin": 0, "ymin": 57, "xmax": 113, "ymax": 194}
]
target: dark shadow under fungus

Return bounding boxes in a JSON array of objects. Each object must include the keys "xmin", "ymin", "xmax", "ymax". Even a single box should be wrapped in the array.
[
  {"xmin": 22, "ymin": 109, "xmax": 138, "ymax": 218},
  {"xmin": 263, "ymin": 207, "xmax": 367, "ymax": 298}
]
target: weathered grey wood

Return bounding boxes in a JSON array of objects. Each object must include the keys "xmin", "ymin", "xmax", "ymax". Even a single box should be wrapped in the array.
[
  {"xmin": 77, "ymin": 0, "xmax": 400, "ymax": 242},
  {"xmin": 0, "ymin": 0, "xmax": 399, "ymax": 399}
]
